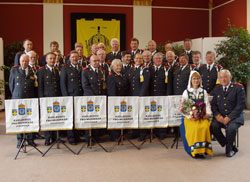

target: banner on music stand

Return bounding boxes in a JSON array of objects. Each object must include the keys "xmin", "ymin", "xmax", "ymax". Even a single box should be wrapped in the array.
[
  {"xmin": 108, "ymin": 97, "xmax": 138, "ymax": 129},
  {"xmin": 168, "ymin": 95, "xmax": 182, "ymax": 126},
  {"xmin": 139, "ymin": 96, "xmax": 168, "ymax": 128},
  {"xmin": 5, "ymin": 99, "xmax": 39, "ymax": 134},
  {"xmin": 40, "ymin": 97, "xmax": 73, "ymax": 131},
  {"xmin": 74, "ymin": 96, "xmax": 106, "ymax": 129}
]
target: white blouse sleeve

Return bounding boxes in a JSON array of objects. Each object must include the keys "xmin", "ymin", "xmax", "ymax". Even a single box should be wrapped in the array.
[
  {"xmin": 204, "ymin": 90, "xmax": 212, "ymax": 116},
  {"xmin": 181, "ymin": 90, "xmax": 189, "ymax": 101}
]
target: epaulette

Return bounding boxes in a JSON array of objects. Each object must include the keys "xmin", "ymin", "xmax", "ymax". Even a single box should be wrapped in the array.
[
  {"xmin": 131, "ymin": 63, "xmax": 135, "ymax": 66},
  {"xmin": 16, "ymin": 51, "xmax": 22, "ymax": 54},
  {"xmin": 141, "ymin": 64, "xmax": 146, "ymax": 67},
  {"xmin": 106, "ymin": 61, "xmax": 111, "ymax": 65},
  {"xmin": 109, "ymin": 72, "xmax": 113, "ymax": 76},
  {"xmin": 39, "ymin": 66, "xmax": 45, "ymax": 69},
  {"xmin": 217, "ymin": 64, "xmax": 223, "ymax": 68},
  {"xmin": 83, "ymin": 66, "xmax": 89, "ymax": 71},
  {"xmin": 235, "ymin": 82, "xmax": 243, "ymax": 87},
  {"xmin": 148, "ymin": 65, "xmax": 153, "ymax": 68},
  {"xmin": 200, "ymin": 64, "xmax": 206, "ymax": 67},
  {"xmin": 141, "ymin": 49, "xmax": 144, "ymax": 52},
  {"xmin": 62, "ymin": 63, "xmax": 67, "ymax": 66},
  {"xmin": 164, "ymin": 65, "xmax": 169, "ymax": 69},
  {"xmin": 190, "ymin": 64, "xmax": 196, "ymax": 67},
  {"xmin": 12, "ymin": 65, "xmax": 19, "ymax": 68},
  {"xmin": 214, "ymin": 84, "xmax": 221, "ymax": 88}
]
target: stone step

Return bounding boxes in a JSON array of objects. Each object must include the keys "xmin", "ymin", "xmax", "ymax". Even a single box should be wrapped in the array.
[{"xmin": 1, "ymin": 110, "xmax": 250, "ymax": 135}]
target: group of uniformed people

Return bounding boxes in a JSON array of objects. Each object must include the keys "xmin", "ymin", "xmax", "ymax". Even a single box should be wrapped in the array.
[{"xmin": 9, "ymin": 38, "xmax": 245, "ymax": 157}]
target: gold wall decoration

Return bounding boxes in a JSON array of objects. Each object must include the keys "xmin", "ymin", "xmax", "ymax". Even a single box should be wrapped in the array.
[{"xmin": 133, "ymin": 0, "xmax": 152, "ymax": 6}]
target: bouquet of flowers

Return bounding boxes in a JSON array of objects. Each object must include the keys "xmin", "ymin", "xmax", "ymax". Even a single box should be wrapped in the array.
[{"xmin": 179, "ymin": 99, "xmax": 206, "ymax": 120}]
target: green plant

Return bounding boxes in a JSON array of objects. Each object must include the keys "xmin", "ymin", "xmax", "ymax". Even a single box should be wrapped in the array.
[
  {"xmin": 146, "ymin": 41, "xmax": 184, "ymax": 56},
  {"xmin": 215, "ymin": 20, "xmax": 250, "ymax": 84}
]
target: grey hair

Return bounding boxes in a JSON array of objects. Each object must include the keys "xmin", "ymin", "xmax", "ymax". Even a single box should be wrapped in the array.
[
  {"xmin": 27, "ymin": 50, "xmax": 37, "ymax": 57},
  {"xmin": 219, "ymin": 69, "xmax": 232, "ymax": 77},
  {"xmin": 110, "ymin": 59, "xmax": 122, "ymax": 69},
  {"xmin": 20, "ymin": 54, "xmax": 29, "ymax": 60},
  {"xmin": 166, "ymin": 50, "xmax": 175, "ymax": 57},
  {"xmin": 153, "ymin": 53, "xmax": 163, "ymax": 59},
  {"xmin": 111, "ymin": 38, "xmax": 119, "ymax": 46},
  {"xmin": 97, "ymin": 49, "xmax": 106, "ymax": 55}
]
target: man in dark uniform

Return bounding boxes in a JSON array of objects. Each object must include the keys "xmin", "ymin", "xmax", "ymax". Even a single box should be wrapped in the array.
[
  {"xmin": 148, "ymin": 40, "xmax": 157, "ymax": 59},
  {"xmin": 9, "ymin": 54, "xmax": 36, "ymax": 148},
  {"xmin": 126, "ymin": 53, "xmax": 150, "ymax": 139},
  {"xmin": 142, "ymin": 50, "xmax": 153, "ymax": 67},
  {"xmin": 38, "ymin": 52, "xmax": 61, "ymax": 146},
  {"xmin": 210, "ymin": 69, "xmax": 245, "ymax": 157},
  {"xmin": 97, "ymin": 49, "xmax": 110, "ymax": 79},
  {"xmin": 54, "ymin": 50, "xmax": 65, "ymax": 74},
  {"xmin": 60, "ymin": 50, "xmax": 83, "ymax": 145},
  {"xmin": 198, "ymin": 51, "xmax": 223, "ymax": 94},
  {"xmin": 165, "ymin": 51, "xmax": 179, "ymax": 69},
  {"xmin": 14, "ymin": 39, "xmax": 33, "ymax": 66},
  {"xmin": 149, "ymin": 53, "xmax": 173, "ymax": 140},
  {"xmin": 41, "ymin": 41, "xmax": 64, "ymax": 66},
  {"xmin": 192, "ymin": 51, "xmax": 202, "ymax": 71},
  {"xmin": 106, "ymin": 38, "xmax": 122, "ymax": 62},
  {"xmin": 130, "ymin": 38, "xmax": 143, "ymax": 61},
  {"xmin": 121, "ymin": 51, "xmax": 132, "ymax": 75},
  {"xmin": 85, "ymin": 43, "xmax": 99, "ymax": 62},
  {"xmin": 173, "ymin": 53, "xmax": 194, "ymax": 95},
  {"xmin": 184, "ymin": 38, "xmax": 193, "ymax": 64},
  {"xmin": 82, "ymin": 55, "xmax": 106, "ymax": 142},
  {"xmin": 65, "ymin": 42, "xmax": 84, "ymax": 64}
]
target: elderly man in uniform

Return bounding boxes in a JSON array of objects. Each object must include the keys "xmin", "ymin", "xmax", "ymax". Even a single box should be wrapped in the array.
[
  {"xmin": 60, "ymin": 50, "xmax": 83, "ymax": 145},
  {"xmin": 9, "ymin": 54, "xmax": 36, "ymax": 148},
  {"xmin": 38, "ymin": 52, "xmax": 61, "ymax": 146},
  {"xmin": 106, "ymin": 38, "xmax": 122, "ymax": 62},
  {"xmin": 142, "ymin": 50, "xmax": 152, "ymax": 67},
  {"xmin": 165, "ymin": 51, "xmax": 178, "ymax": 69},
  {"xmin": 198, "ymin": 51, "xmax": 222, "ymax": 94},
  {"xmin": 210, "ymin": 69, "xmax": 245, "ymax": 157},
  {"xmin": 148, "ymin": 40, "xmax": 157, "ymax": 58},
  {"xmin": 86, "ymin": 43, "xmax": 99, "ymax": 61},
  {"xmin": 97, "ymin": 49, "xmax": 110, "ymax": 79},
  {"xmin": 82, "ymin": 55, "xmax": 106, "ymax": 143},
  {"xmin": 148, "ymin": 53, "xmax": 173, "ymax": 140},
  {"xmin": 14, "ymin": 39, "xmax": 33, "ymax": 66},
  {"xmin": 192, "ymin": 51, "xmax": 202, "ymax": 71}
]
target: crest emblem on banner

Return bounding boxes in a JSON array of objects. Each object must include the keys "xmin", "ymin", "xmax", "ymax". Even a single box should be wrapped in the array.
[
  {"xmin": 12, "ymin": 109, "xmax": 18, "ymax": 116},
  {"xmin": 27, "ymin": 108, "xmax": 32, "ymax": 115},
  {"xmin": 120, "ymin": 101, "xmax": 127, "ymax": 112},
  {"xmin": 18, "ymin": 104, "xmax": 25, "ymax": 115},
  {"xmin": 47, "ymin": 107, "xmax": 52, "ymax": 113},
  {"xmin": 114, "ymin": 106, "xmax": 119, "ymax": 112},
  {"xmin": 53, "ymin": 102, "xmax": 60, "ymax": 113},
  {"xmin": 145, "ymin": 106, "xmax": 150, "ymax": 112},
  {"xmin": 157, "ymin": 105, "xmax": 162, "ymax": 111},
  {"xmin": 87, "ymin": 101, "xmax": 94, "ymax": 112},
  {"xmin": 128, "ymin": 105, "xmax": 132, "ymax": 112},
  {"xmin": 95, "ymin": 105, "xmax": 100, "ymax": 112},
  {"xmin": 151, "ymin": 101, "xmax": 157, "ymax": 112},
  {"xmin": 81, "ymin": 105, "xmax": 86, "ymax": 112},
  {"xmin": 61, "ymin": 106, "xmax": 66, "ymax": 112}
]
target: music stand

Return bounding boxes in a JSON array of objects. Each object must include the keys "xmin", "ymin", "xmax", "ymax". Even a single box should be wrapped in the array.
[
  {"xmin": 42, "ymin": 130, "xmax": 76, "ymax": 157},
  {"xmin": 14, "ymin": 133, "xmax": 43, "ymax": 160},
  {"xmin": 109, "ymin": 129, "xmax": 140, "ymax": 152},
  {"xmin": 138, "ymin": 128, "xmax": 168, "ymax": 149},
  {"xmin": 77, "ymin": 129, "xmax": 108, "ymax": 155}
]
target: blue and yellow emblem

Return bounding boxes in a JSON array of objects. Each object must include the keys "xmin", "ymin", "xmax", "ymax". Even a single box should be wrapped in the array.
[
  {"xmin": 27, "ymin": 108, "xmax": 32, "ymax": 115},
  {"xmin": 53, "ymin": 101, "xmax": 60, "ymax": 113},
  {"xmin": 128, "ymin": 105, "xmax": 132, "ymax": 112},
  {"xmin": 81, "ymin": 105, "xmax": 86, "ymax": 112},
  {"xmin": 12, "ymin": 109, "xmax": 17, "ymax": 116},
  {"xmin": 87, "ymin": 101, "xmax": 94, "ymax": 112},
  {"xmin": 120, "ymin": 101, "xmax": 127, "ymax": 112},
  {"xmin": 157, "ymin": 105, "xmax": 162, "ymax": 111},
  {"xmin": 151, "ymin": 101, "xmax": 157, "ymax": 112},
  {"xmin": 47, "ymin": 106, "xmax": 52, "ymax": 113},
  {"xmin": 61, "ymin": 106, "xmax": 66, "ymax": 112},
  {"xmin": 145, "ymin": 106, "xmax": 150, "ymax": 112},
  {"xmin": 18, "ymin": 104, "xmax": 25, "ymax": 115},
  {"xmin": 95, "ymin": 105, "xmax": 100, "ymax": 112},
  {"xmin": 114, "ymin": 106, "xmax": 119, "ymax": 112}
]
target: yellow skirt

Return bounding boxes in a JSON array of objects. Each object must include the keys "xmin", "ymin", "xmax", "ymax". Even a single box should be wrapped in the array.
[{"xmin": 180, "ymin": 117, "xmax": 213, "ymax": 157}]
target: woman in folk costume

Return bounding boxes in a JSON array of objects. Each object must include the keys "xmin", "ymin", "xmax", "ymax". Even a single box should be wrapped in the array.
[{"xmin": 180, "ymin": 70, "xmax": 213, "ymax": 158}]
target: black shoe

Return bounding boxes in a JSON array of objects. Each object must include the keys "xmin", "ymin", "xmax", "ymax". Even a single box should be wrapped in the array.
[
  {"xmin": 45, "ymin": 140, "xmax": 51, "ymax": 146},
  {"xmin": 27, "ymin": 141, "xmax": 37, "ymax": 147},
  {"xmin": 34, "ymin": 133, "xmax": 45, "ymax": 139},
  {"xmin": 194, "ymin": 154, "xmax": 205, "ymax": 159},
  {"xmin": 69, "ymin": 141, "xmax": 77, "ymax": 145},
  {"xmin": 232, "ymin": 146, "xmax": 239, "ymax": 153},
  {"xmin": 226, "ymin": 150, "xmax": 235, "ymax": 157}
]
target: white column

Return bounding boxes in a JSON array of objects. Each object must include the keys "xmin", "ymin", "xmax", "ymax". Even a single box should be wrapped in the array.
[
  {"xmin": 43, "ymin": 3, "xmax": 64, "ymax": 54},
  {"xmin": 133, "ymin": 5, "xmax": 152, "ymax": 50},
  {"xmin": 247, "ymin": 0, "xmax": 250, "ymax": 32},
  {"xmin": 0, "ymin": 38, "xmax": 4, "ymax": 109}
]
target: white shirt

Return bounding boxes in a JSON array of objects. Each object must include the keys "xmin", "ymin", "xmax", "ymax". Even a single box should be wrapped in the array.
[
  {"xmin": 207, "ymin": 63, "xmax": 215, "ymax": 71},
  {"xmin": 182, "ymin": 87, "xmax": 212, "ymax": 118},
  {"xmin": 90, "ymin": 65, "xmax": 98, "ymax": 73},
  {"xmin": 46, "ymin": 65, "xmax": 54, "ymax": 72},
  {"xmin": 223, "ymin": 82, "xmax": 232, "ymax": 92},
  {"xmin": 181, "ymin": 64, "xmax": 188, "ymax": 71}
]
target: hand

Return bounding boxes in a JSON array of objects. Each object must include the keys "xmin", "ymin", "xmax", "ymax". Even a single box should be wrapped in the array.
[
  {"xmin": 203, "ymin": 114, "xmax": 210, "ymax": 119},
  {"xmin": 216, "ymin": 114, "xmax": 224, "ymax": 124},
  {"xmin": 223, "ymin": 116, "xmax": 231, "ymax": 125}
]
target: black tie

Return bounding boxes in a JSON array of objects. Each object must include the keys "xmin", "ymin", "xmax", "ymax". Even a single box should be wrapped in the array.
[
  {"xmin": 95, "ymin": 69, "xmax": 98, "ymax": 75},
  {"xmin": 52, "ymin": 68, "xmax": 55, "ymax": 75},
  {"xmin": 208, "ymin": 65, "xmax": 210, "ymax": 72},
  {"xmin": 114, "ymin": 52, "xmax": 116, "ymax": 58},
  {"xmin": 224, "ymin": 87, "xmax": 227, "ymax": 94},
  {"xmin": 22, "ymin": 69, "xmax": 26, "ymax": 76}
]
